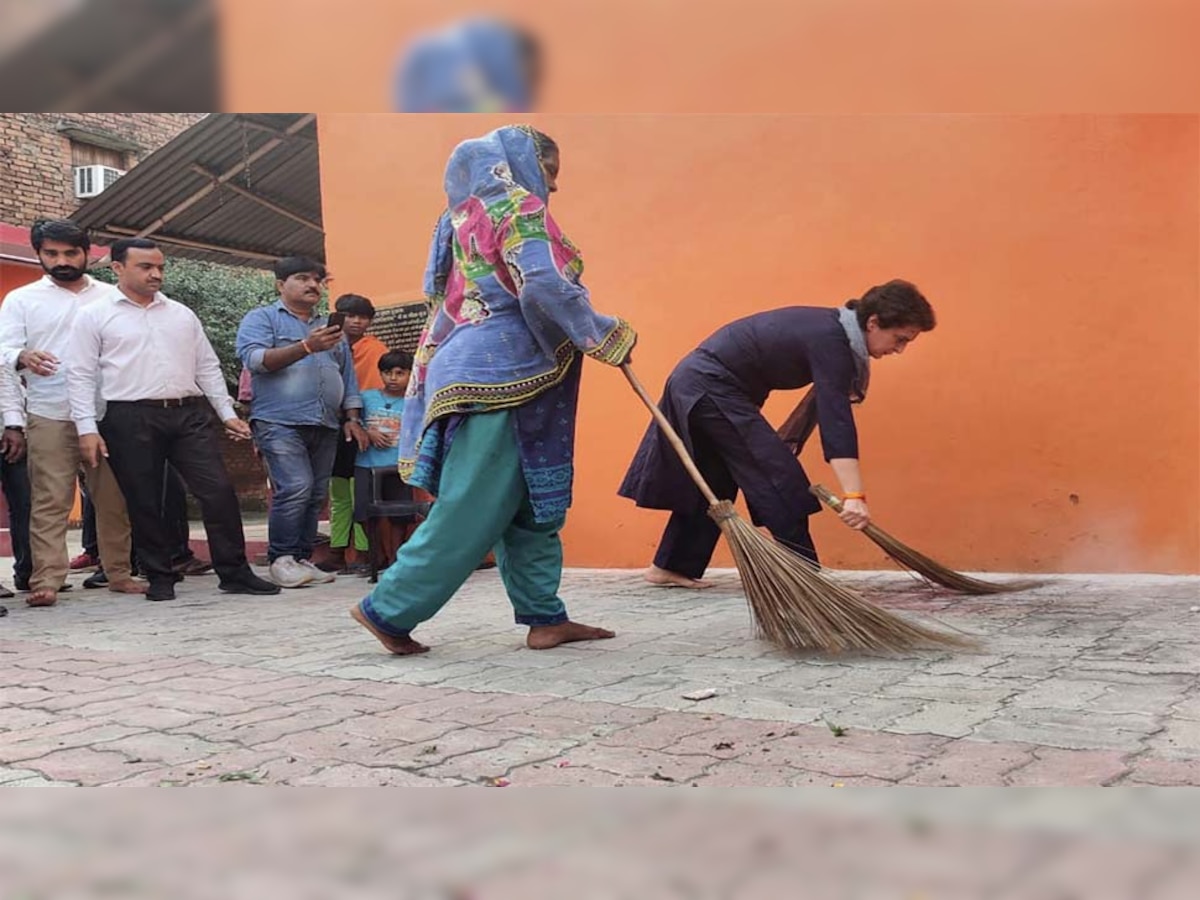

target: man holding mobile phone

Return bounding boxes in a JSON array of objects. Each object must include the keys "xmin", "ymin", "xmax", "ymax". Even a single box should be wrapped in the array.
[{"xmin": 235, "ymin": 258, "xmax": 367, "ymax": 588}]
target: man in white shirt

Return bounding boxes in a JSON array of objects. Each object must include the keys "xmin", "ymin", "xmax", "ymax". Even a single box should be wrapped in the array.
[
  {"xmin": 68, "ymin": 238, "xmax": 279, "ymax": 602},
  {"xmin": 0, "ymin": 219, "xmax": 143, "ymax": 608}
]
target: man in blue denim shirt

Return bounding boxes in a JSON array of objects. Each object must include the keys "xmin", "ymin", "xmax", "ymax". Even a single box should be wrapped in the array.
[{"xmin": 236, "ymin": 258, "xmax": 367, "ymax": 588}]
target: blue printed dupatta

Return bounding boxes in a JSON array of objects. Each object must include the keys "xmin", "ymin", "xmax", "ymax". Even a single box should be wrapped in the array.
[{"xmin": 399, "ymin": 125, "xmax": 636, "ymax": 522}]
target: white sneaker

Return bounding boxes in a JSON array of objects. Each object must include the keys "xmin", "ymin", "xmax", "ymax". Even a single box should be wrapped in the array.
[
  {"xmin": 269, "ymin": 555, "xmax": 315, "ymax": 588},
  {"xmin": 298, "ymin": 559, "xmax": 336, "ymax": 584}
]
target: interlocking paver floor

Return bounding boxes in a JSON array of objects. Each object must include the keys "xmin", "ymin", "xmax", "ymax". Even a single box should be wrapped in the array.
[{"xmin": 2, "ymin": 564, "xmax": 1198, "ymax": 787}]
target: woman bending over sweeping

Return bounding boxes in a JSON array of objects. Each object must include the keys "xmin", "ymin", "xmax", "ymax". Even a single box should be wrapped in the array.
[
  {"xmin": 618, "ymin": 280, "xmax": 935, "ymax": 589},
  {"xmin": 351, "ymin": 125, "xmax": 636, "ymax": 655}
]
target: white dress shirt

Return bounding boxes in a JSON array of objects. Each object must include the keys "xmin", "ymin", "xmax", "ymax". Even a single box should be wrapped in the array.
[
  {"xmin": 68, "ymin": 287, "xmax": 237, "ymax": 436},
  {"xmin": 0, "ymin": 363, "xmax": 25, "ymax": 429},
  {"xmin": 0, "ymin": 274, "xmax": 112, "ymax": 422}
]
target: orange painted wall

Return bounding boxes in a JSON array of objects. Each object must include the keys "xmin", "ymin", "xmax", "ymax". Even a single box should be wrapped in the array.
[
  {"xmin": 317, "ymin": 114, "xmax": 1200, "ymax": 574},
  {"xmin": 0, "ymin": 260, "xmax": 40, "ymax": 296}
]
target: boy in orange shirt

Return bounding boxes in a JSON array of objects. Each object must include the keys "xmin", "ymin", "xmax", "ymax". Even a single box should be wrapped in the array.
[{"xmin": 326, "ymin": 294, "xmax": 390, "ymax": 574}]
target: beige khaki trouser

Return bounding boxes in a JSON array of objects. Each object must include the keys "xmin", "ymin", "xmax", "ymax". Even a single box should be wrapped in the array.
[{"xmin": 26, "ymin": 413, "xmax": 134, "ymax": 592}]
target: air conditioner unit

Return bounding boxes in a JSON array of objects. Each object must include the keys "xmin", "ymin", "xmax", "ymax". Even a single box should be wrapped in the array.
[{"xmin": 74, "ymin": 164, "xmax": 126, "ymax": 199}]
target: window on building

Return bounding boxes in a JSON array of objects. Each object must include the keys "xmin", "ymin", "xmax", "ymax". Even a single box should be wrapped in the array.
[{"xmin": 70, "ymin": 140, "xmax": 127, "ymax": 170}]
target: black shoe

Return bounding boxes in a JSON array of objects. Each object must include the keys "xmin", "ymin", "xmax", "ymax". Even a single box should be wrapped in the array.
[
  {"xmin": 172, "ymin": 556, "xmax": 214, "ymax": 577},
  {"xmin": 0, "ymin": 584, "xmax": 12, "ymax": 599},
  {"xmin": 14, "ymin": 576, "xmax": 30, "ymax": 592},
  {"xmin": 84, "ymin": 569, "xmax": 109, "ymax": 589},
  {"xmin": 146, "ymin": 581, "xmax": 176, "ymax": 602},
  {"xmin": 219, "ymin": 573, "xmax": 281, "ymax": 596}
]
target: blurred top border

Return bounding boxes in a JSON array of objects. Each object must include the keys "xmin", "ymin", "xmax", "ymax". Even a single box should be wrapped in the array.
[{"xmin": 2, "ymin": 0, "xmax": 1200, "ymax": 114}]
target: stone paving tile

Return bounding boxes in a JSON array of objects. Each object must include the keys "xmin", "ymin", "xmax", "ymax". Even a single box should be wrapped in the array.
[
  {"xmin": 0, "ymin": 765, "xmax": 56, "ymax": 785},
  {"xmin": 118, "ymin": 688, "xmax": 270, "ymax": 717},
  {"xmin": 493, "ymin": 763, "xmax": 670, "ymax": 786},
  {"xmin": 658, "ymin": 717, "xmax": 791, "ymax": 760},
  {"xmin": 973, "ymin": 708, "xmax": 1161, "ymax": 752},
  {"xmin": 1170, "ymin": 694, "xmax": 1200, "ymax": 720},
  {"xmin": 596, "ymin": 712, "xmax": 718, "ymax": 750},
  {"xmin": 108, "ymin": 747, "xmax": 326, "ymax": 787},
  {"xmin": 1092, "ymin": 681, "xmax": 1193, "ymax": 715},
  {"xmin": 420, "ymin": 734, "xmax": 580, "ymax": 782},
  {"xmin": 0, "ymin": 685, "xmax": 59, "ymax": 706},
  {"xmin": 245, "ymin": 724, "xmax": 394, "ymax": 765},
  {"xmin": 371, "ymin": 727, "xmax": 520, "ymax": 771},
  {"xmin": 91, "ymin": 731, "xmax": 232, "ymax": 767},
  {"xmin": 900, "ymin": 739, "xmax": 1035, "ymax": 785},
  {"xmin": 1005, "ymin": 678, "xmax": 1114, "ymax": 710},
  {"xmin": 688, "ymin": 761, "xmax": 813, "ymax": 786},
  {"xmin": 0, "ymin": 569, "xmax": 1196, "ymax": 787},
  {"xmin": 1, "ymin": 722, "xmax": 148, "ymax": 762},
  {"xmin": 165, "ymin": 704, "xmax": 317, "ymax": 742},
  {"xmin": 337, "ymin": 711, "xmax": 464, "ymax": 745},
  {"xmin": 18, "ymin": 746, "xmax": 160, "ymax": 784},
  {"xmin": 1005, "ymin": 748, "xmax": 1132, "ymax": 786},
  {"xmin": 659, "ymin": 690, "xmax": 826, "ymax": 725},
  {"xmin": 525, "ymin": 698, "xmax": 658, "ymax": 728},
  {"xmin": 1146, "ymin": 718, "xmax": 1200, "ymax": 759},
  {"xmin": 1123, "ymin": 756, "xmax": 1200, "ymax": 786},
  {"xmin": 279, "ymin": 690, "xmax": 412, "ymax": 718},
  {"xmin": 556, "ymin": 743, "xmax": 711, "ymax": 783},
  {"xmin": 0, "ymin": 707, "xmax": 63, "ymax": 731},
  {"xmin": 477, "ymin": 711, "xmax": 617, "ymax": 741},
  {"xmin": 823, "ymin": 694, "xmax": 929, "ymax": 730},
  {"xmin": 889, "ymin": 702, "xmax": 1003, "ymax": 738},
  {"xmin": 183, "ymin": 708, "xmax": 355, "ymax": 748},
  {"xmin": 285, "ymin": 763, "xmax": 456, "ymax": 787}
]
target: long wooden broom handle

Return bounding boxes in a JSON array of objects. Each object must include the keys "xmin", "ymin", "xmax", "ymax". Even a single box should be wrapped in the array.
[{"xmin": 620, "ymin": 362, "xmax": 720, "ymax": 507}]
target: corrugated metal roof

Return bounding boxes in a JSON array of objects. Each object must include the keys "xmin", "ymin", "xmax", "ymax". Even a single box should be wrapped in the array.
[{"xmin": 71, "ymin": 113, "xmax": 323, "ymax": 269}]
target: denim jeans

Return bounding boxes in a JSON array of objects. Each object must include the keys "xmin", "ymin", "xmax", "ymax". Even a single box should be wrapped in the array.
[{"xmin": 252, "ymin": 421, "xmax": 339, "ymax": 562}]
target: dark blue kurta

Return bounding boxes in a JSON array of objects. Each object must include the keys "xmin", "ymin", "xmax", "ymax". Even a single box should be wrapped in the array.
[{"xmin": 618, "ymin": 306, "xmax": 859, "ymax": 522}]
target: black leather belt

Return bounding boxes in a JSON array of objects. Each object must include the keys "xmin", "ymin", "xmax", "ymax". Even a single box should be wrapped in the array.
[{"xmin": 115, "ymin": 397, "xmax": 205, "ymax": 408}]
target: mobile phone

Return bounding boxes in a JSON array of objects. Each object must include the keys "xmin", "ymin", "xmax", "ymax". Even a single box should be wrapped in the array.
[{"xmin": 327, "ymin": 311, "xmax": 346, "ymax": 330}]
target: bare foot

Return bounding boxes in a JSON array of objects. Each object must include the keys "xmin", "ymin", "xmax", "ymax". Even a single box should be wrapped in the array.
[
  {"xmin": 27, "ymin": 589, "xmax": 57, "ymax": 607},
  {"xmin": 527, "ymin": 621, "xmax": 616, "ymax": 650},
  {"xmin": 642, "ymin": 565, "xmax": 712, "ymax": 589},
  {"xmin": 109, "ymin": 580, "xmax": 149, "ymax": 595},
  {"xmin": 349, "ymin": 604, "xmax": 429, "ymax": 655}
]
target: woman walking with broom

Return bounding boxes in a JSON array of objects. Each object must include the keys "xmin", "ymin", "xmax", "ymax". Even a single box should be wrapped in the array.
[
  {"xmin": 350, "ymin": 125, "xmax": 636, "ymax": 656},
  {"xmin": 619, "ymin": 280, "xmax": 935, "ymax": 589}
]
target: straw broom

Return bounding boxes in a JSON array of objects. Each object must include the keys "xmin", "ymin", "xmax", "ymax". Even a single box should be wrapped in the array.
[
  {"xmin": 621, "ymin": 364, "xmax": 973, "ymax": 653},
  {"xmin": 809, "ymin": 485, "xmax": 1042, "ymax": 594}
]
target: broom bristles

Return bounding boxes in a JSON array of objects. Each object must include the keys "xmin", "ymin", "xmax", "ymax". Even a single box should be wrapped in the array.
[
  {"xmin": 708, "ymin": 501, "xmax": 975, "ymax": 654},
  {"xmin": 809, "ymin": 485, "xmax": 1042, "ymax": 595}
]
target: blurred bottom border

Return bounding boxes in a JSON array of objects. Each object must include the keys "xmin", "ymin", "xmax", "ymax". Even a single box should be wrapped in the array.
[{"xmin": 1, "ymin": 787, "xmax": 1197, "ymax": 897}]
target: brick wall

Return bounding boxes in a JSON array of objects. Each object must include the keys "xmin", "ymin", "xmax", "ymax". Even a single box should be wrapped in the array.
[
  {"xmin": 219, "ymin": 432, "xmax": 270, "ymax": 514},
  {"xmin": 0, "ymin": 113, "xmax": 206, "ymax": 226}
]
